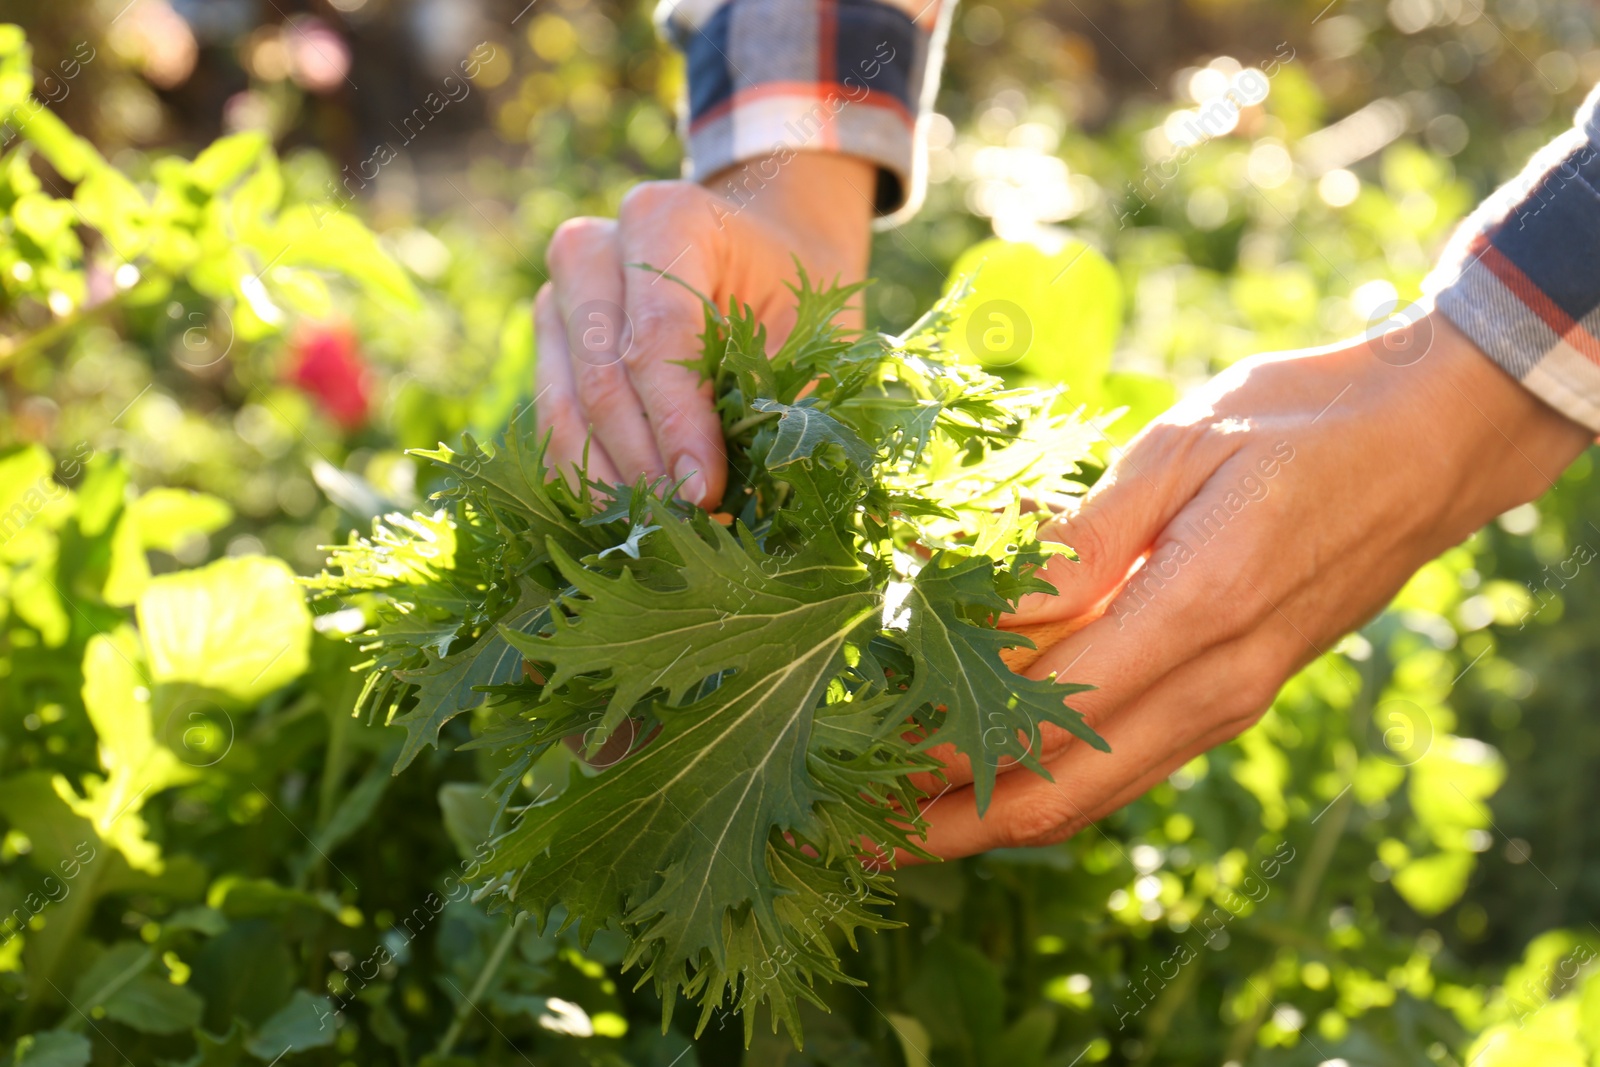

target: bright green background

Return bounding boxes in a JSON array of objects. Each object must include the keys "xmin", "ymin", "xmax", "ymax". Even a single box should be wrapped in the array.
[{"xmin": 3, "ymin": 1, "xmax": 1600, "ymax": 1065}]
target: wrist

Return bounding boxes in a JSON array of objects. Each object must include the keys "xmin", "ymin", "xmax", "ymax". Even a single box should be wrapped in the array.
[
  {"xmin": 704, "ymin": 152, "xmax": 875, "ymax": 282},
  {"xmin": 1403, "ymin": 310, "xmax": 1590, "ymax": 515},
  {"xmin": 1428, "ymin": 311, "xmax": 1591, "ymax": 451}
]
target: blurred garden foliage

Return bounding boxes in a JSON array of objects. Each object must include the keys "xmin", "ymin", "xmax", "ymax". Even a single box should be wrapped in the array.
[{"xmin": 2, "ymin": 0, "xmax": 1600, "ymax": 1064}]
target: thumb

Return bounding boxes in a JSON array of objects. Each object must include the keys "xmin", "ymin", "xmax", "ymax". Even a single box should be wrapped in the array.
[{"xmin": 1010, "ymin": 424, "xmax": 1239, "ymax": 624}]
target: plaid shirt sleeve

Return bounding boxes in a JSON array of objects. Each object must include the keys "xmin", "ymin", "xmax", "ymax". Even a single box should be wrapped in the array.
[
  {"xmin": 1427, "ymin": 83, "xmax": 1600, "ymax": 431},
  {"xmin": 655, "ymin": 0, "xmax": 953, "ymax": 223}
]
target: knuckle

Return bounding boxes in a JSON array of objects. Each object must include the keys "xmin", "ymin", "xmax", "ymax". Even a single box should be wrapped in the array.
[
  {"xmin": 573, "ymin": 363, "xmax": 631, "ymax": 411},
  {"xmin": 546, "ymin": 217, "xmax": 613, "ymax": 273},
  {"xmin": 643, "ymin": 403, "xmax": 697, "ymax": 445},
  {"xmin": 1201, "ymin": 578, "xmax": 1264, "ymax": 639},
  {"xmin": 1222, "ymin": 641, "xmax": 1297, "ymax": 728},
  {"xmin": 628, "ymin": 304, "xmax": 701, "ymax": 356},
  {"xmin": 619, "ymin": 180, "xmax": 706, "ymax": 225},
  {"xmin": 1229, "ymin": 679, "xmax": 1280, "ymax": 730},
  {"xmin": 1064, "ymin": 509, "xmax": 1113, "ymax": 574},
  {"xmin": 1199, "ymin": 416, "xmax": 1256, "ymax": 455},
  {"xmin": 997, "ymin": 797, "xmax": 1076, "ymax": 850}
]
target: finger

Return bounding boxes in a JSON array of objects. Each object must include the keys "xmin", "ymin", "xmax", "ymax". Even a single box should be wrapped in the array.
[
  {"xmin": 1011, "ymin": 419, "xmax": 1248, "ymax": 624},
  {"xmin": 535, "ymin": 285, "xmax": 622, "ymax": 488},
  {"xmin": 916, "ymin": 441, "xmax": 1274, "ymax": 798},
  {"xmin": 547, "ymin": 217, "xmax": 667, "ymax": 483},
  {"xmin": 618, "ymin": 185, "xmax": 729, "ymax": 508},
  {"xmin": 999, "ymin": 613, "xmax": 1096, "ymax": 674},
  {"xmin": 1017, "ymin": 448, "xmax": 1289, "ymax": 749},
  {"xmin": 912, "ymin": 628, "xmax": 1289, "ymax": 860}
]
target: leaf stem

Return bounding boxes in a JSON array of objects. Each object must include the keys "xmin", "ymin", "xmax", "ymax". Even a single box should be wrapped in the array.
[
  {"xmin": 434, "ymin": 914, "xmax": 522, "ymax": 1058},
  {"xmin": 61, "ymin": 947, "xmax": 155, "ymax": 1032},
  {"xmin": 726, "ymin": 410, "xmax": 777, "ymax": 439}
]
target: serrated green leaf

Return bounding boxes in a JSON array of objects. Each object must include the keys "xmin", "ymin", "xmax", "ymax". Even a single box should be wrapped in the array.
[
  {"xmin": 898, "ymin": 554, "xmax": 1102, "ymax": 812},
  {"xmin": 751, "ymin": 398, "xmax": 875, "ymax": 471},
  {"xmin": 317, "ymin": 271, "xmax": 1102, "ymax": 1045},
  {"xmin": 391, "ymin": 581, "xmax": 552, "ymax": 771}
]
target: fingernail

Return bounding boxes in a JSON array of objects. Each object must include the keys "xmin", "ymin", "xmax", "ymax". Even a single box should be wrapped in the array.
[{"xmin": 674, "ymin": 458, "xmax": 706, "ymax": 505}]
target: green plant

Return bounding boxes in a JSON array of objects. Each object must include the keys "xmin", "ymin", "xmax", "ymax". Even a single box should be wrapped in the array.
[
  {"xmin": 6, "ymin": 10, "xmax": 1600, "ymax": 1064},
  {"xmin": 309, "ymin": 271, "xmax": 1110, "ymax": 1043}
]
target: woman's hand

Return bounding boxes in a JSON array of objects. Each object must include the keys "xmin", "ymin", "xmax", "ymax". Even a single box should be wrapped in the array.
[
  {"xmin": 915, "ymin": 311, "xmax": 1591, "ymax": 858},
  {"xmin": 535, "ymin": 153, "xmax": 876, "ymax": 508}
]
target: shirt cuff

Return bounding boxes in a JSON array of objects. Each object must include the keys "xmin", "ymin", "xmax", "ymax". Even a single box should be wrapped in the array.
[
  {"xmin": 1426, "ymin": 82, "xmax": 1600, "ymax": 432},
  {"xmin": 656, "ymin": 0, "xmax": 951, "ymax": 223}
]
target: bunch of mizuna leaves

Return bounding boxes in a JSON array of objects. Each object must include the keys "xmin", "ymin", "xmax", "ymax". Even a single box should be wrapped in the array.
[{"xmin": 308, "ymin": 272, "xmax": 1106, "ymax": 1044}]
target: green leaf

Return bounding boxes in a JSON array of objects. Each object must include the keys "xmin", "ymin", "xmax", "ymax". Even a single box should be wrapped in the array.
[
  {"xmin": 750, "ymin": 398, "xmax": 875, "ymax": 472},
  {"xmin": 391, "ymin": 580, "xmax": 552, "ymax": 771},
  {"xmin": 510, "ymin": 514, "xmax": 874, "ymax": 734},
  {"xmin": 73, "ymin": 165, "xmax": 148, "ymax": 253},
  {"xmin": 943, "ymin": 237, "xmax": 1122, "ymax": 406},
  {"xmin": 16, "ymin": 108, "xmax": 98, "ymax": 182},
  {"xmin": 310, "ymin": 757, "xmax": 391, "ymax": 856},
  {"xmin": 183, "ymin": 1024, "xmax": 249, "ymax": 1067},
  {"xmin": 318, "ymin": 273, "xmax": 1101, "ymax": 1043},
  {"xmin": 0, "ymin": 774, "xmax": 95, "ymax": 875},
  {"xmin": 992, "ymin": 1007, "xmax": 1056, "ymax": 1067},
  {"xmin": 1391, "ymin": 850, "xmax": 1474, "ymax": 916},
  {"xmin": 266, "ymin": 207, "xmax": 421, "ymax": 310},
  {"xmin": 0, "ymin": 445, "xmax": 71, "ymax": 565},
  {"xmin": 70, "ymin": 941, "xmax": 151, "ymax": 1013},
  {"xmin": 245, "ymin": 991, "xmax": 338, "ymax": 1060},
  {"xmin": 188, "ymin": 132, "xmax": 268, "ymax": 193},
  {"xmin": 1409, "ymin": 735, "xmax": 1505, "ymax": 847},
  {"xmin": 438, "ymin": 783, "xmax": 498, "ymax": 862},
  {"xmin": 905, "ymin": 935, "xmax": 1005, "ymax": 1067},
  {"xmin": 102, "ymin": 511, "xmax": 150, "ymax": 607},
  {"xmin": 137, "ymin": 557, "xmax": 312, "ymax": 703},
  {"xmin": 489, "ymin": 520, "xmax": 885, "ymax": 1026},
  {"xmin": 206, "ymin": 878, "xmax": 345, "ymax": 923},
  {"xmin": 104, "ymin": 975, "xmax": 204, "ymax": 1034},
  {"xmin": 104, "ymin": 488, "xmax": 235, "ymax": 606},
  {"xmin": 3, "ymin": 1031, "xmax": 90, "ymax": 1067},
  {"xmin": 898, "ymin": 554, "xmax": 1102, "ymax": 811},
  {"xmin": 128, "ymin": 488, "xmax": 234, "ymax": 553},
  {"xmin": 75, "ymin": 625, "xmax": 191, "ymax": 870}
]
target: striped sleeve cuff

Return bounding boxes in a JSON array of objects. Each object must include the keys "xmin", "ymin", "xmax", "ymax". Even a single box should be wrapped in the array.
[
  {"xmin": 1427, "ymin": 83, "xmax": 1600, "ymax": 432},
  {"xmin": 655, "ymin": 0, "xmax": 951, "ymax": 223}
]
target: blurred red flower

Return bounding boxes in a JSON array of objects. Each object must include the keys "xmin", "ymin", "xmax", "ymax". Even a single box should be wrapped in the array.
[{"xmin": 286, "ymin": 322, "xmax": 370, "ymax": 430}]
